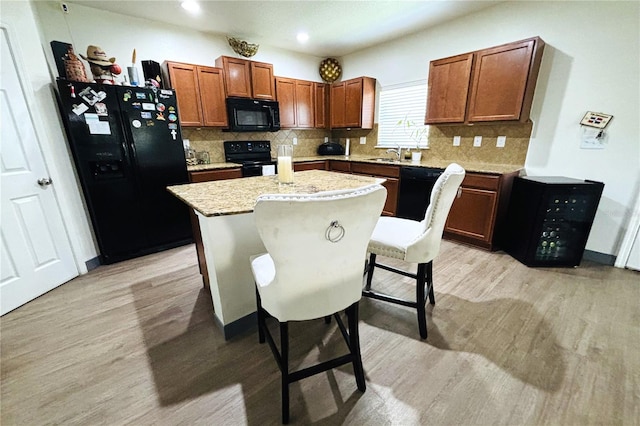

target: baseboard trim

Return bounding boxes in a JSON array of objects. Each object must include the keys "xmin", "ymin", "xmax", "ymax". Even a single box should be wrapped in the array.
[
  {"xmin": 583, "ymin": 250, "xmax": 616, "ymax": 266},
  {"xmin": 85, "ymin": 256, "xmax": 101, "ymax": 272},
  {"xmin": 215, "ymin": 312, "xmax": 257, "ymax": 340}
]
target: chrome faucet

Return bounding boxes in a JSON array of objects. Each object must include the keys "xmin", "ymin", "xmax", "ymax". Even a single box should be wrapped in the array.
[{"xmin": 386, "ymin": 145, "xmax": 402, "ymax": 161}]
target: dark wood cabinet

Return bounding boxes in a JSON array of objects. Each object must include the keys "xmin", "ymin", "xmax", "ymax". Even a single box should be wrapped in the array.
[
  {"xmin": 329, "ymin": 160, "xmax": 351, "ymax": 173},
  {"xmin": 295, "ymin": 80, "xmax": 314, "ymax": 128},
  {"xmin": 196, "ymin": 67, "xmax": 228, "ymax": 127},
  {"xmin": 188, "ymin": 167, "xmax": 242, "ymax": 287},
  {"xmin": 163, "ymin": 61, "xmax": 227, "ymax": 127},
  {"xmin": 467, "ymin": 38, "xmax": 542, "ymax": 122},
  {"xmin": 293, "ymin": 160, "xmax": 327, "ymax": 171},
  {"xmin": 189, "ymin": 168, "xmax": 242, "ymax": 182},
  {"xmin": 330, "ymin": 83, "xmax": 346, "ymax": 128},
  {"xmin": 444, "ymin": 171, "xmax": 518, "ymax": 250},
  {"xmin": 275, "ymin": 77, "xmax": 314, "ymax": 128},
  {"xmin": 330, "ymin": 77, "xmax": 375, "ymax": 129},
  {"xmin": 425, "ymin": 37, "xmax": 544, "ymax": 124},
  {"xmin": 350, "ymin": 162, "xmax": 399, "ymax": 216},
  {"xmin": 314, "ymin": 83, "xmax": 328, "ymax": 128},
  {"xmin": 215, "ymin": 56, "xmax": 275, "ymax": 100},
  {"xmin": 425, "ymin": 53, "xmax": 473, "ymax": 124},
  {"xmin": 251, "ymin": 61, "xmax": 276, "ymax": 100}
]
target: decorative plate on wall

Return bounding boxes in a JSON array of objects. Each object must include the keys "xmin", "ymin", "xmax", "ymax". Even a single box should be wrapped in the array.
[{"xmin": 319, "ymin": 58, "xmax": 342, "ymax": 83}]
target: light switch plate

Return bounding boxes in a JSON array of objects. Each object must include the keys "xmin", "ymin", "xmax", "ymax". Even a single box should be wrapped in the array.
[
  {"xmin": 324, "ymin": 136, "xmax": 329, "ymax": 143},
  {"xmin": 453, "ymin": 136, "xmax": 461, "ymax": 146},
  {"xmin": 293, "ymin": 137, "xmax": 298, "ymax": 145},
  {"xmin": 360, "ymin": 136, "xmax": 366, "ymax": 144},
  {"xmin": 496, "ymin": 136, "xmax": 506, "ymax": 148},
  {"xmin": 473, "ymin": 136, "xmax": 482, "ymax": 147}
]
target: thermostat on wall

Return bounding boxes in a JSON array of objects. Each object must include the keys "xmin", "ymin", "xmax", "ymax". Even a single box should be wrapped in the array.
[{"xmin": 580, "ymin": 111, "xmax": 613, "ymax": 129}]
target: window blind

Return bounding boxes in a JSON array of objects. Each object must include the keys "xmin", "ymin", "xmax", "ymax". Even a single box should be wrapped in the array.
[{"xmin": 377, "ymin": 81, "xmax": 429, "ymax": 148}]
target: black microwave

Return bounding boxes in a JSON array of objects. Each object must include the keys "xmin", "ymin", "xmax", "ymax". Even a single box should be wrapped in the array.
[{"xmin": 226, "ymin": 97, "xmax": 280, "ymax": 132}]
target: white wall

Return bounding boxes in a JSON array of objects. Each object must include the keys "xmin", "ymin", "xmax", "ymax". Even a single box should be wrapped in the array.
[
  {"xmin": 34, "ymin": 1, "xmax": 322, "ymax": 83},
  {"xmin": 342, "ymin": 1, "xmax": 640, "ymax": 257}
]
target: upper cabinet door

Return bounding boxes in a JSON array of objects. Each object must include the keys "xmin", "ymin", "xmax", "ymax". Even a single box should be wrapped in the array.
[
  {"xmin": 275, "ymin": 77, "xmax": 296, "ymax": 127},
  {"xmin": 295, "ymin": 80, "xmax": 314, "ymax": 128},
  {"xmin": 164, "ymin": 61, "xmax": 203, "ymax": 126},
  {"xmin": 314, "ymin": 83, "xmax": 327, "ymax": 129},
  {"xmin": 330, "ymin": 83, "xmax": 346, "ymax": 128},
  {"xmin": 250, "ymin": 61, "xmax": 275, "ymax": 100},
  {"xmin": 344, "ymin": 78, "xmax": 364, "ymax": 127},
  {"xmin": 330, "ymin": 77, "xmax": 375, "ymax": 129},
  {"xmin": 424, "ymin": 37, "xmax": 544, "ymax": 125},
  {"xmin": 425, "ymin": 53, "xmax": 473, "ymax": 124},
  {"xmin": 467, "ymin": 39, "xmax": 536, "ymax": 122},
  {"xmin": 219, "ymin": 56, "xmax": 252, "ymax": 98},
  {"xmin": 197, "ymin": 66, "xmax": 228, "ymax": 127}
]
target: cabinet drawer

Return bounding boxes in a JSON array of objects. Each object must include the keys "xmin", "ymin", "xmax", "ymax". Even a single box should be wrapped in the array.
[
  {"xmin": 294, "ymin": 160, "xmax": 327, "ymax": 171},
  {"xmin": 351, "ymin": 162, "xmax": 400, "ymax": 178},
  {"xmin": 462, "ymin": 173, "xmax": 500, "ymax": 191},
  {"xmin": 189, "ymin": 168, "xmax": 242, "ymax": 182},
  {"xmin": 329, "ymin": 161, "xmax": 351, "ymax": 173}
]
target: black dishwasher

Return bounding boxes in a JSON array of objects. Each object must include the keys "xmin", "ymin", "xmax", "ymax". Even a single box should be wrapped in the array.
[{"xmin": 397, "ymin": 166, "xmax": 444, "ymax": 221}]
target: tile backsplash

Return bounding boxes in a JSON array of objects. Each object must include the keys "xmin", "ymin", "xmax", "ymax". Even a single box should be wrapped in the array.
[
  {"xmin": 183, "ymin": 127, "xmax": 330, "ymax": 162},
  {"xmin": 184, "ymin": 121, "xmax": 532, "ymax": 166}
]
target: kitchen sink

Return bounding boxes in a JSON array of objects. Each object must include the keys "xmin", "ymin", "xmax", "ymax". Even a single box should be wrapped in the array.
[
  {"xmin": 367, "ymin": 157, "xmax": 403, "ymax": 163},
  {"xmin": 366, "ymin": 157, "xmax": 415, "ymax": 164}
]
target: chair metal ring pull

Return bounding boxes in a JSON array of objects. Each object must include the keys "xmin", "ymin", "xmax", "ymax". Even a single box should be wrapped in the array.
[{"xmin": 325, "ymin": 220, "xmax": 345, "ymax": 243}]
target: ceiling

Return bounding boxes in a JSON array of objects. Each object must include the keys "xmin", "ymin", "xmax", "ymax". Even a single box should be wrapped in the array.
[{"xmin": 67, "ymin": 0, "xmax": 502, "ymax": 57}]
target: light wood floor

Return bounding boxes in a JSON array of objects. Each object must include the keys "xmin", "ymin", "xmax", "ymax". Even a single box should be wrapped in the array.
[{"xmin": 2, "ymin": 241, "xmax": 639, "ymax": 425}]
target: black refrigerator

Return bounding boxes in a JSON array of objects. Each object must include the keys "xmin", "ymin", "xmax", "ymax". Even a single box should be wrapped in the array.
[{"xmin": 55, "ymin": 79, "xmax": 192, "ymax": 264}]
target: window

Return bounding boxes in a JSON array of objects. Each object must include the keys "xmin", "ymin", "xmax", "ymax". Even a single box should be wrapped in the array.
[{"xmin": 377, "ymin": 80, "xmax": 429, "ymax": 148}]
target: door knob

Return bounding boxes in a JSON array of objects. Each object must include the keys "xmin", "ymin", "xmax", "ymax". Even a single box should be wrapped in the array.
[{"xmin": 37, "ymin": 177, "xmax": 53, "ymax": 187}]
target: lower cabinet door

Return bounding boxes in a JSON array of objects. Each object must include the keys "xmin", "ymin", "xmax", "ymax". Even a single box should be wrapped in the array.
[
  {"xmin": 381, "ymin": 178, "xmax": 398, "ymax": 216},
  {"xmin": 445, "ymin": 187, "xmax": 497, "ymax": 245}
]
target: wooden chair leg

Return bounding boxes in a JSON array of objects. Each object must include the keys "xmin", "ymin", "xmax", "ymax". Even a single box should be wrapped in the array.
[
  {"xmin": 346, "ymin": 303, "xmax": 366, "ymax": 392},
  {"xmin": 416, "ymin": 263, "xmax": 428, "ymax": 340},
  {"xmin": 256, "ymin": 287, "xmax": 265, "ymax": 344},
  {"xmin": 364, "ymin": 253, "xmax": 376, "ymax": 291},
  {"xmin": 280, "ymin": 322, "xmax": 290, "ymax": 424}
]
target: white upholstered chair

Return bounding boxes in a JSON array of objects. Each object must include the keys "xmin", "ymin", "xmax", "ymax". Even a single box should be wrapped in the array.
[
  {"xmin": 363, "ymin": 163, "xmax": 465, "ymax": 339},
  {"xmin": 250, "ymin": 184, "xmax": 387, "ymax": 424}
]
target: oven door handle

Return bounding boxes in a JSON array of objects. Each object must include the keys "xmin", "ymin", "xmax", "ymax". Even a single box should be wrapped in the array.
[{"xmin": 263, "ymin": 105, "xmax": 274, "ymax": 127}]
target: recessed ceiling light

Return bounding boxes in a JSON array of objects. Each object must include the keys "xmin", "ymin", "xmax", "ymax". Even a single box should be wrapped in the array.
[
  {"xmin": 181, "ymin": 1, "xmax": 200, "ymax": 13},
  {"xmin": 297, "ymin": 32, "xmax": 309, "ymax": 43}
]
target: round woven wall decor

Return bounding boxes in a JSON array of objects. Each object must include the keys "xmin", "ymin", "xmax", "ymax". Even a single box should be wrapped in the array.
[{"xmin": 319, "ymin": 58, "xmax": 342, "ymax": 83}]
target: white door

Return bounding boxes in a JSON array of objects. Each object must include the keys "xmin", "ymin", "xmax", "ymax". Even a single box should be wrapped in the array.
[{"xmin": 0, "ymin": 28, "xmax": 78, "ymax": 315}]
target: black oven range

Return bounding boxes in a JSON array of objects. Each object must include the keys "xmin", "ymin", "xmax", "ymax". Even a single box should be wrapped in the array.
[{"xmin": 224, "ymin": 140, "xmax": 276, "ymax": 177}]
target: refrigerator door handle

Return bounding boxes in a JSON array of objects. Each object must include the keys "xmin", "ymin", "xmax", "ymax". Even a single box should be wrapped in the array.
[{"xmin": 120, "ymin": 111, "xmax": 140, "ymax": 169}]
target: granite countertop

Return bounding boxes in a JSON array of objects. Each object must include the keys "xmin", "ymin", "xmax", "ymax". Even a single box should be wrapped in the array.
[
  {"xmin": 168, "ymin": 169, "xmax": 384, "ymax": 217},
  {"xmin": 187, "ymin": 155, "xmax": 522, "ymax": 175}
]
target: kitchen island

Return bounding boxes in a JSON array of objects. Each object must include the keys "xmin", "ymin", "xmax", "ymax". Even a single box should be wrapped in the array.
[{"xmin": 168, "ymin": 170, "xmax": 383, "ymax": 339}]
